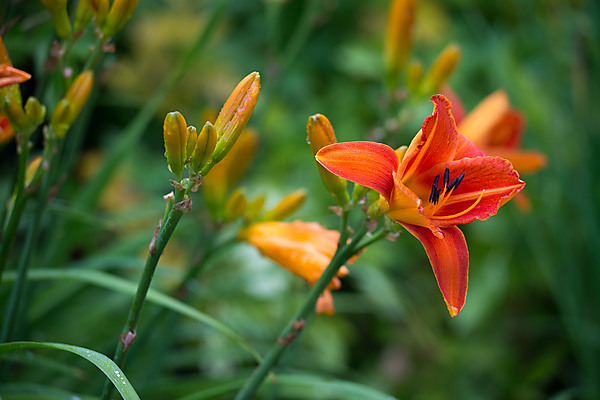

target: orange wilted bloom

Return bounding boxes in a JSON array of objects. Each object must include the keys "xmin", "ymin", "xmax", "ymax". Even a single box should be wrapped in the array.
[
  {"xmin": 239, "ymin": 221, "xmax": 350, "ymax": 315},
  {"xmin": 316, "ymin": 95, "xmax": 524, "ymax": 316},
  {"xmin": 0, "ymin": 65, "xmax": 31, "ymax": 88},
  {"xmin": 449, "ymin": 89, "xmax": 547, "ymax": 175}
]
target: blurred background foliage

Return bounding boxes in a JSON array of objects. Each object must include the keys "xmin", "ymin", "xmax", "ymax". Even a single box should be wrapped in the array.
[{"xmin": 1, "ymin": 0, "xmax": 599, "ymax": 399}]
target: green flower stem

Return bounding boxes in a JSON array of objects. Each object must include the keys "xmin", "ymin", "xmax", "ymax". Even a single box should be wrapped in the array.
[
  {"xmin": 0, "ymin": 133, "xmax": 32, "ymax": 286},
  {"xmin": 1, "ymin": 134, "xmax": 57, "ymax": 344},
  {"xmin": 234, "ymin": 223, "xmax": 369, "ymax": 400},
  {"xmin": 100, "ymin": 187, "xmax": 190, "ymax": 400}
]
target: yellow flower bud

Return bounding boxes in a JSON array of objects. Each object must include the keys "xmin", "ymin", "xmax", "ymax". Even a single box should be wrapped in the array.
[
  {"xmin": 64, "ymin": 71, "xmax": 93, "ymax": 125},
  {"xmin": 421, "ymin": 43, "xmax": 460, "ymax": 95},
  {"xmin": 74, "ymin": 0, "xmax": 95, "ymax": 32},
  {"xmin": 245, "ymin": 194, "xmax": 266, "ymax": 222},
  {"xmin": 224, "ymin": 189, "xmax": 248, "ymax": 222},
  {"xmin": 40, "ymin": 0, "xmax": 72, "ymax": 38},
  {"xmin": 405, "ymin": 60, "xmax": 423, "ymax": 93},
  {"xmin": 25, "ymin": 155, "xmax": 43, "ymax": 187},
  {"xmin": 212, "ymin": 72, "xmax": 261, "ymax": 164},
  {"xmin": 190, "ymin": 121, "xmax": 217, "ymax": 174},
  {"xmin": 48, "ymin": 71, "xmax": 94, "ymax": 138},
  {"xmin": 102, "ymin": 0, "xmax": 140, "ymax": 37},
  {"xmin": 94, "ymin": 0, "xmax": 110, "ymax": 29},
  {"xmin": 185, "ymin": 125, "xmax": 197, "ymax": 162},
  {"xmin": 261, "ymin": 189, "xmax": 306, "ymax": 221},
  {"xmin": 306, "ymin": 114, "xmax": 349, "ymax": 206},
  {"xmin": 384, "ymin": 0, "xmax": 416, "ymax": 89},
  {"xmin": 163, "ymin": 111, "xmax": 188, "ymax": 176}
]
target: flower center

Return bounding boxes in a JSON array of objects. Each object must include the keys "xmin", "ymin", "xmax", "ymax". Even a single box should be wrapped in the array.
[
  {"xmin": 428, "ymin": 168, "xmax": 464, "ymax": 205},
  {"xmin": 426, "ymin": 167, "xmax": 485, "ymax": 220}
]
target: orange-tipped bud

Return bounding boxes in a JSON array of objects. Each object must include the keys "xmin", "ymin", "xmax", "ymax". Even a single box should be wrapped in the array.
[
  {"xmin": 421, "ymin": 43, "xmax": 460, "ymax": 95},
  {"xmin": 0, "ymin": 65, "xmax": 31, "ymax": 88},
  {"xmin": 163, "ymin": 111, "xmax": 188, "ymax": 176},
  {"xmin": 261, "ymin": 189, "xmax": 307, "ymax": 221},
  {"xmin": 190, "ymin": 121, "xmax": 217, "ymax": 174},
  {"xmin": 306, "ymin": 114, "xmax": 349, "ymax": 206},
  {"xmin": 384, "ymin": 0, "xmax": 416, "ymax": 88},
  {"xmin": 40, "ymin": 0, "xmax": 72, "ymax": 38},
  {"xmin": 102, "ymin": 0, "xmax": 140, "ymax": 37},
  {"xmin": 74, "ymin": 0, "xmax": 95, "ymax": 32},
  {"xmin": 64, "ymin": 71, "xmax": 93, "ymax": 125},
  {"xmin": 50, "ymin": 71, "xmax": 94, "ymax": 138},
  {"xmin": 212, "ymin": 72, "xmax": 261, "ymax": 164}
]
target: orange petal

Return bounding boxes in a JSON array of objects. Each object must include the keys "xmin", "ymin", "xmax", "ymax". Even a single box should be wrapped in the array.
[
  {"xmin": 457, "ymin": 90, "xmax": 510, "ymax": 146},
  {"xmin": 0, "ymin": 65, "xmax": 31, "ymax": 87},
  {"xmin": 400, "ymin": 223, "xmax": 468, "ymax": 317},
  {"xmin": 401, "ymin": 95, "xmax": 460, "ymax": 182},
  {"xmin": 419, "ymin": 156, "xmax": 525, "ymax": 227},
  {"xmin": 481, "ymin": 147, "xmax": 547, "ymax": 175},
  {"xmin": 316, "ymin": 141, "xmax": 399, "ymax": 199}
]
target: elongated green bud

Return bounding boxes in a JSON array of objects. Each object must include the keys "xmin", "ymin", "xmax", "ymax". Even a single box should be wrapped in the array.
[
  {"xmin": 163, "ymin": 111, "xmax": 188, "ymax": 176},
  {"xmin": 190, "ymin": 121, "xmax": 217, "ymax": 173},
  {"xmin": 40, "ymin": 0, "xmax": 72, "ymax": 38}
]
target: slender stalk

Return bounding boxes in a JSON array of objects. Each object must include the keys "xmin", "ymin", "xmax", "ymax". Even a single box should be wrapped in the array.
[
  {"xmin": 100, "ymin": 187, "xmax": 189, "ymax": 400},
  {"xmin": 0, "ymin": 135, "xmax": 56, "ymax": 344},
  {"xmin": 234, "ymin": 223, "xmax": 369, "ymax": 400},
  {"xmin": 0, "ymin": 130, "xmax": 33, "ymax": 287}
]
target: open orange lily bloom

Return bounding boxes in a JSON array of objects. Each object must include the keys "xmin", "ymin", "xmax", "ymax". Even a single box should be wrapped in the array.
[
  {"xmin": 316, "ymin": 95, "xmax": 524, "ymax": 316},
  {"xmin": 239, "ymin": 220, "xmax": 350, "ymax": 315}
]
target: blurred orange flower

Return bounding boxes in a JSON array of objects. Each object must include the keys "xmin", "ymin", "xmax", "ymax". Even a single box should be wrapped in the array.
[
  {"xmin": 317, "ymin": 95, "xmax": 524, "ymax": 316},
  {"xmin": 239, "ymin": 220, "xmax": 351, "ymax": 315},
  {"xmin": 0, "ymin": 115, "xmax": 15, "ymax": 145},
  {"xmin": 446, "ymin": 88, "xmax": 547, "ymax": 176}
]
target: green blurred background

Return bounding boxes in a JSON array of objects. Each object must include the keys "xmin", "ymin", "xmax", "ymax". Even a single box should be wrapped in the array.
[{"xmin": 1, "ymin": 0, "xmax": 599, "ymax": 399}]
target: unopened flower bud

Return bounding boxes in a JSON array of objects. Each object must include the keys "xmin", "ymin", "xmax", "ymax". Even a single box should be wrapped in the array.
[
  {"xmin": 245, "ymin": 195, "xmax": 266, "ymax": 221},
  {"xmin": 0, "ymin": 93, "xmax": 27, "ymax": 132},
  {"xmin": 163, "ymin": 111, "xmax": 188, "ymax": 176},
  {"xmin": 102, "ymin": 0, "xmax": 140, "ymax": 37},
  {"xmin": 190, "ymin": 121, "xmax": 217, "ymax": 174},
  {"xmin": 384, "ymin": 0, "xmax": 416, "ymax": 89},
  {"xmin": 40, "ymin": 0, "xmax": 72, "ymax": 38},
  {"xmin": 405, "ymin": 60, "xmax": 423, "ymax": 93},
  {"xmin": 306, "ymin": 114, "xmax": 349, "ymax": 206},
  {"xmin": 64, "ymin": 70, "xmax": 93, "ymax": 125},
  {"xmin": 262, "ymin": 189, "xmax": 306, "ymax": 221},
  {"xmin": 94, "ymin": 0, "xmax": 110, "ymax": 29},
  {"xmin": 50, "ymin": 98, "xmax": 70, "ymax": 138},
  {"xmin": 25, "ymin": 155, "xmax": 44, "ymax": 187},
  {"xmin": 212, "ymin": 72, "xmax": 260, "ymax": 164},
  {"xmin": 421, "ymin": 43, "xmax": 460, "ymax": 95},
  {"xmin": 351, "ymin": 183, "xmax": 369, "ymax": 204},
  {"xmin": 24, "ymin": 97, "xmax": 46, "ymax": 128},
  {"xmin": 224, "ymin": 189, "xmax": 248, "ymax": 222},
  {"xmin": 185, "ymin": 125, "xmax": 197, "ymax": 162},
  {"xmin": 74, "ymin": 0, "xmax": 95, "ymax": 32}
]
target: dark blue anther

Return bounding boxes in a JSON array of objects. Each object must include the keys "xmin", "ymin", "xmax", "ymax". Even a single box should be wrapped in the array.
[
  {"xmin": 443, "ymin": 168, "xmax": 450, "ymax": 189},
  {"xmin": 429, "ymin": 174, "xmax": 440, "ymax": 204},
  {"xmin": 446, "ymin": 172, "xmax": 465, "ymax": 193}
]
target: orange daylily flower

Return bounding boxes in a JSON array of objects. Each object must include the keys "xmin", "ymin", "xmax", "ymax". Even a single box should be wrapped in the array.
[
  {"xmin": 239, "ymin": 220, "xmax": 350, "ymax": 315},
  {"xmin": 316, "ymin": 95, "xmax": 524, "ymax": 316},
  {"xmin": 446, "ymin": 88, "xmax": 547, "ymax": 175}
]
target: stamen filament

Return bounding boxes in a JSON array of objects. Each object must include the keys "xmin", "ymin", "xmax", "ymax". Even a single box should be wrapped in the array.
[{"xmin": 434, "ymin": 190, "xmax": 486, "ymax": 220}]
